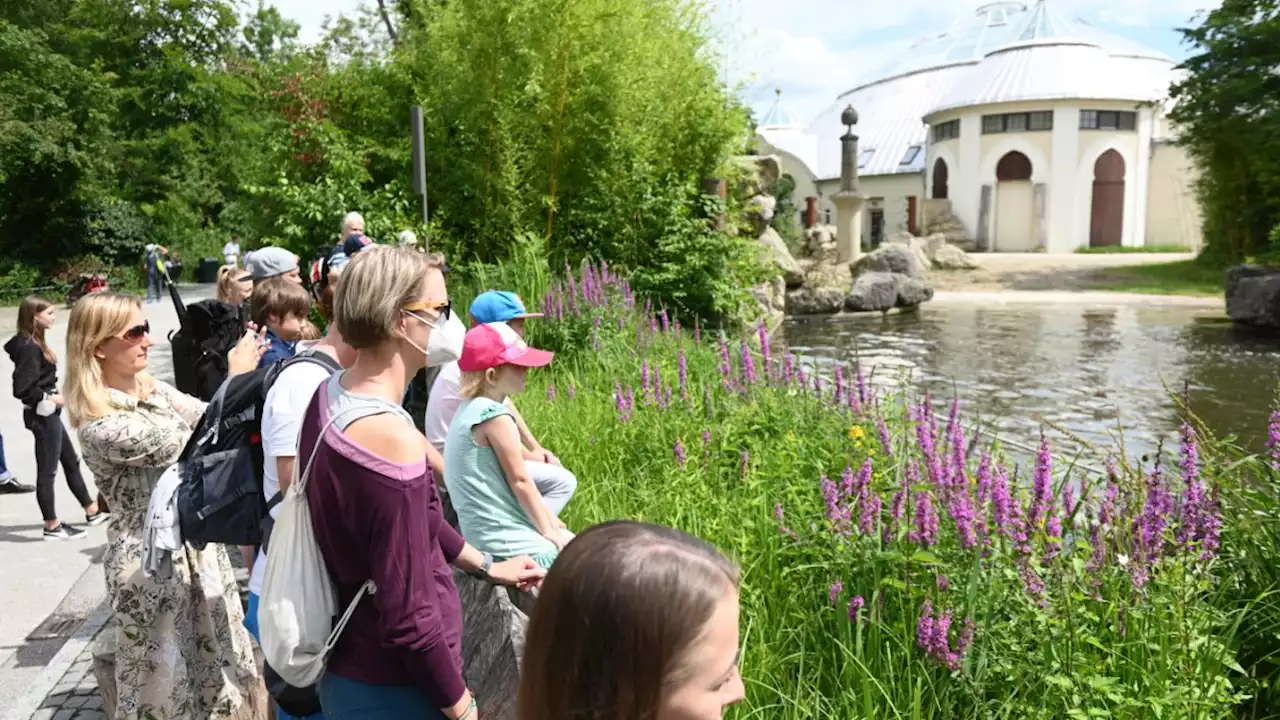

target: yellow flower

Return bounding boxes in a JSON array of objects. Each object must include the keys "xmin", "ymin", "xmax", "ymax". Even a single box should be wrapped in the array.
[{"xmin": 848, "ymin": 426, "xmax": 865, "ymax": 442}]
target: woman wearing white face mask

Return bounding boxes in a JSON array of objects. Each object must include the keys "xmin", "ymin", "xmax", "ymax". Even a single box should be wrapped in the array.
[
  {"xmin": 443, "ymin": 322, "xmax": 570, "ymax": 569},
  {"xmin": 304, "ymin": 246, "xmax": 544, "ymax": 719}
]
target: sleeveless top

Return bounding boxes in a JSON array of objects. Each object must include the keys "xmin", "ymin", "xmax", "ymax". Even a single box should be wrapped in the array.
[{"xmin": 442, "ymin": 396, "xmax": 558, "ymax": 562}]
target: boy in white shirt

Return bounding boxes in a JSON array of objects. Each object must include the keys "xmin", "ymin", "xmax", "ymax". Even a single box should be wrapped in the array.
[{"xmin": 222, "ymin": 237, "xmax": 241, "ymax": 266}]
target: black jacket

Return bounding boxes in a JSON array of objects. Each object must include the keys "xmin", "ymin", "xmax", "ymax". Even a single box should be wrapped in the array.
[{"xmin": 4, "ymin": 334, "xmax": 56, "ymax": 407}]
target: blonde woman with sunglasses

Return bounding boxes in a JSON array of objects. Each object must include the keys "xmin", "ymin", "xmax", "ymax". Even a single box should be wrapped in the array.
[{"xmin": 64, "ymin": 291, "xmax": 269, "ymax": 720}]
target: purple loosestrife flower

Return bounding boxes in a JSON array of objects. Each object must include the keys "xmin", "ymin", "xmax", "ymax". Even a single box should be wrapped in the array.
[
  {"xmin": 1045, "ymin": 515, "xmax": 1063, "ymax": 560},
  {"xmin": 1029, "ymin": 436, "xmax": 1054, "ymax": 530},
  {"xmin": 1088, "ymin": 518, "xmax": 1105, "ymax": 573},
  {"xmin": 662, "ymin": 384, "xmax": 672, "ymax": 409},
  {"xmin": 1063, "ymin": 485, "xmax": 1076, "ymax": 521},
  {"xmin": 936, "ymin": 575, "xmax": 950, "ymax": 592},
  {"xmin": 848, "ymin": 596, "xmax": 865, "ymax": 623},
  {"xmin": 774, "ymin": 503, "xmax": 785, "ymax": 521},
  {"xmin": 948, "ymin": 491, "xmax": 978, "ymax": 550},
  {"xmin": 652, "ymin": 366, "xmax": 663, "ymax": 406},
  {"xmin": 1177, "ymin": 422, "xmax": 1208, "ymax": 548},
  {"xmin": 859, "ymin": 482, "xmax": 881, "ymax": 538},
  {"xmin": 650, "ymin": 315, "xmax": 657, "ymax": 334},
  {"xmin": 913, "ymin": 490, "xmax": 939, "ymax": 546},
  {"xmin": 833, "ymin": 365, "xmax": 846, "ymax": 406},
  {"xmin": 1139, "ymin": 466, "xmax": 1173, "ymax": 560},
  {"xmin": 840, "ymin": 464, "xmax": 858, "ymax": 498},
  {"xmin": 614, "ymin": 382, "xmax": 626, "ymax": 419},
  {"xmin": 673, "ymin": 440, "xmax": 687, "ymax": 469},
  {"xmin": 567, "ymin": 384, "xmax": 576, "ymax": 400},
  {"xmin": 782, "ymin": 354, "xmax": 794, "ymax": 386},
  {"xmin": 821, "ymin": 476, "xmax": 847, "ymax": 533},
  {"xmin": 717, "ymin": 336, "xmax": 732, "ymax": 379},
  {"xmin": 660, "ymin": 310, "xmax": 670, "ymax": 333},
  {"xmin": 856, "ymin": 364, "xmax": 870, "ymax": 407},
  {"xmin": 916, "ymin": 602, "xmax": 935, "ymax": 652},
  {"xmin": 947, "ymin": 413, "xmax": 966, "ymax": 492},
  {"xmin": 991, "ymin": 462, "xmax": 1013, "ymax": 539},
  {"xmin": 694, "ymin": 321, "xmax": 701, "ymax": 345},
  {"xmin": 796, "ymin": 360, "xmax": 807, "ymax": 388},
  {"xmin": 678, "ymin": 349, "xmax": 688, "ymax": 399},
  {"xmin": 641, "ymin": 360, "xmax": 651, "ymax": 396},
  {"xmin": 877, "ymin": 417, "xmax": 894, "ymax": 458},
  {"xmin": 740, "ymin": 343, "xmax": 758, "ymax": 385},
  {"xmin": 1019, "ymin": 560, "xmax": 1046, "ymax": 605},
  {"xmin": 547, "ymin": 385, "xmax": 557, "ymax": 401},
  {"xmin": 774, "ymin": 503, "xmax": 798, "ymax": 540},
  {"xmin": 673, "ymin": 319, "xmax": 681, "ymax": 334},
  {"xmin": 957, "ymin": 619, "xmax": 975, "ymax": 656},
  {"xmin": 829, "ymin": 581, "xmax": 843, "ymax": 605},
  {"xmin": 975, "ymin": 452, "xmax": 993, "ymax": 508},
  {"xmin": 625, "ymin": 387, "xmax": 636, "ymax": 423},
  {"xmin": 888, "ymin": 469, "xmax": 910, "ymax": 543},
  {"xmin": 617, "ymin": 316, "xmax": 624, "ymax": 331},
  {"xmin": 1268, "ymin": 408, "xmax": 1280, "ymax": 470},
  {"xmin": 914, "ymin": 407, "xmax": 945, "ymax": 489}
]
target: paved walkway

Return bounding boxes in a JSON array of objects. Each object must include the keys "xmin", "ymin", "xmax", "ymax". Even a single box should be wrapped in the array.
[
  {"xmin": 0, "ymin": 285, "xmax": 215, "ymax": 720},
  {"xmin": 929, "ymin": 251, "xmax": 1202, "ymax": 293}
]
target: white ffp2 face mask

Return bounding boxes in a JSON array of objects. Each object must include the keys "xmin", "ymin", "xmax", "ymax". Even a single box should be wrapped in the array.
[{"xmin": 404, "ymin": 309, "xmax": 466, "ymax": 367}]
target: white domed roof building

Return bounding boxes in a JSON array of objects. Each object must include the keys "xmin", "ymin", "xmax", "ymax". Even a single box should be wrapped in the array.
[{"xmin": 756, "ymin": 0, "xmax": 1202, "ymax": 254}]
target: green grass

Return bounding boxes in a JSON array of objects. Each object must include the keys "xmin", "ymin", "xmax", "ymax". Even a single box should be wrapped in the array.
[
  {"xmin": 1074, "ymin": 244, "xmax": 1193, "ymax": 254},
  {"xmin": 1088, "ymin": 259, "xmax": 1227, "ymax": 297}
]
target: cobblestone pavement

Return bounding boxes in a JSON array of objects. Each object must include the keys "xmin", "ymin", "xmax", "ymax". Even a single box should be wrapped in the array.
[
  {"xmin": 22, "ymin": 559, "xmax": 251, "ymax": 720},
  {"xmin": 28, "ymin": 646, "xmax": 104, "ymax": 720}
]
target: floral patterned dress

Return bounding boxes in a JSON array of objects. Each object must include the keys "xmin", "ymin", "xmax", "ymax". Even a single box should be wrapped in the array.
[{"xmin": 78, "ymin": 381, "xmax": 262, "ymax": 720}]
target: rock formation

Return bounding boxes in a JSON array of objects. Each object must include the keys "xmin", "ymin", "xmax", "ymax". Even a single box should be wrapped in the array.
[
  {"xmin": 923, "ymin": 208, "xmax": 975, "ymax": 251},
  {"xmin": 844, "ymin": 245, "xmax": 934, "ymax": 312},
  {"xmin": 1226, "ymin": 265, "xmax": 1280, "ymax": 330},
  {"xmin": 886, "ymin": 231, "xmax": 976, "ymax": 270}
]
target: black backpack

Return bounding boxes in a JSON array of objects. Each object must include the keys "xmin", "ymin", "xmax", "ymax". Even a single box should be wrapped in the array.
[
  {"xmin": 176, "ymin": 351, "xmax": 342, "ymax": 549},
  {"xmin": 171, "ymin": 299, "xmax": 245, "ymax": 402}
]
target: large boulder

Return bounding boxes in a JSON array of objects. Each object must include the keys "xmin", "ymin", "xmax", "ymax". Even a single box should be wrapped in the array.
[
  {"xmin": 757, "ymin": 227, "xmax": 804, "ymax": 288},
  {"xmin": 845, "ymin": 272, "xmax": 935, "ymax": 313},
  {"xmin": 751, "ymin": 276, "xmax": 787, "ymax": 320},
  {"xmin": 1226, "ymin": 265, "xmax": 1280, "ymax": 329},
  {"xmin": 924, "ymin": 210, "xmax": 974, "ymax": 251},
  {"xmin": 787, "ymin": 286, "xmax": 848, "ymax": 315},
  {"xmin": 455, "ymin": 570, "xmax": 536, "ymax": 720},
  {"xmin": 895, "ymin": 276, "xmax": 935, "ymax": 307},
  {"xmin": 745, "ymin": 194, "xmax": 777, "ymax": 236},
  {"xmin": 845, "ymin": 272, "xmax": 899, "ymax": 313},
  {"xmin": 853, "ymin": 244, "xmax": 924, "ymax": 279},
  {"xmin": 932, "ymin": 244, "xmax": 977, "ymax": 270},
  {"xmin": 802, "ymin": 225, "xmax": 839, "ymax": 264}
]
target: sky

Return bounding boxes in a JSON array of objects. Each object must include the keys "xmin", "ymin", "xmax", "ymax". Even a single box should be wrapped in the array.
[{"xmin": 266, "ymin": 0, "xmax": 1216, "ymax": 123}]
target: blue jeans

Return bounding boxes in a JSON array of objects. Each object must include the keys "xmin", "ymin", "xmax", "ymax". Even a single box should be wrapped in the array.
[
  {"xmin": 246, "ymin": 593, "xmax": 325, "ymax": 720},
  {"xmin": 319, "ymin": 673, "xmax": 447, "ymax": 720},
  {"xmin": 0, "ymin": 430, "xmax": 11, "ymax": 480},
  {"xmin": 146, "ymin": 268, "xmax": 162, "ymax": 302}
]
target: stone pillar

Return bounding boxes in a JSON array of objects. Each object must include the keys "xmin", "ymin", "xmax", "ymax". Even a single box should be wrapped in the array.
[
  {"xmin": 834, "ymin": 104, "xmax": 867, "ymax": 264},
  {"xmin": 833, "ymin": 194, "xmax": 866, "ymax": 264}
]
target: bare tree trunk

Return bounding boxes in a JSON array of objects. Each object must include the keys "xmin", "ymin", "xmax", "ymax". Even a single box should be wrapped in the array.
[{"xmin": 376, "ymin": 0, "xmax": 399, "ymax": 46}]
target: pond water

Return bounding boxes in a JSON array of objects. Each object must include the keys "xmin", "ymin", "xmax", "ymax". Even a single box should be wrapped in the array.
[{"xmin": 782, "ymin": 296, "xmax": 1280, "ymax": 459}]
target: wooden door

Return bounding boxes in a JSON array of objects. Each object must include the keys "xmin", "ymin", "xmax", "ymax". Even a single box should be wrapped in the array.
[{"xmin": 1090, "ymin": 150, "xmax": 1125, "ymax": 247}]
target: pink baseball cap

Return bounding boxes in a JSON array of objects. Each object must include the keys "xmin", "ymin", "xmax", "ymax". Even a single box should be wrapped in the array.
[{"xmin": 458, "ymin": 322, "xmax": 554, "ymax": 372}]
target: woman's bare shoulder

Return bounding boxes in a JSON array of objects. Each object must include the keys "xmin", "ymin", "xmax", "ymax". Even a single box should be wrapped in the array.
[{"xmin": 343, "ymin": 413, "xmax": 428, "ymax": 464}]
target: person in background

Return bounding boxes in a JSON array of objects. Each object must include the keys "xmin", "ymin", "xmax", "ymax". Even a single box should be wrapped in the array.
[
  {"xmin": 251, "ymin": 278, "xmax": 312, "ymax": 369},
  {"xmin": 223, "ymin": 236, "xmax": 242, "ymax": 267},
  {"xmin": 244, "ymin": 278, "xmax": 354, "ymax": 720},
  {"xmin": 326, "ymin": 212, "xmax": 366, "ymax": 275},
  {"xmin": 246, "ymin": 246, "xmax": 303, "ymax": 285},
  {"xmin": 517, "ymin": 521, "xmax": 745, "ymax": 720},
  {"xmin": 398, "ymin": 230, "xmax": 419, "ymax": 250},
  {"xmin": 444, "ymin": 321, "xmax": 569, "ymax": 569},
  {"xmin": 304, "ymin": 246, "xmax": 542, "ymax": 718},
  {"xmin": 426, "ymin": 291, "xmax": 577, "ymax": 515},
  {"xmin": 143, "ymin": 243, "xmax": 167, "ymax": 304},
  {"xmin": 4, "ymin": 296, "xmax": 105, "ymax": 539},
  {"xmin": 65, "ymin": 292, "xmax": 267, "ymax": 719},
  {"xmin": 0, "ymin": 430, "xmax": 34, "ymax": 494},
  {"xmin": 216, "ymin": 265, "xmax": 254, "ymax": 307}
]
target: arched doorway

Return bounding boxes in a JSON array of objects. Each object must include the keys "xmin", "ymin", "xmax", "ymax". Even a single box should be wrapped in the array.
[
  {"xmin": 994, "ymin": 151, "xmax": 1035, "ymax": 251},
  {"xmin": 1090, "ymin": 150, "xmax": 1125, "ymax": 247},
  {"xmin": 932, "ymin": 158, "xmax": 949, "ymax": 199}
]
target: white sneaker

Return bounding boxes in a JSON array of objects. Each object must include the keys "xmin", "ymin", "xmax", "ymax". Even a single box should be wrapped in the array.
[{"xmin": 43, "ymin": 524, "xmax": 87, "ymax": 541}]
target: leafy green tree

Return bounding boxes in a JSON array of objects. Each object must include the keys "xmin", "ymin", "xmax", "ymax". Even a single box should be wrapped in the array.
[{"xmin": 1171, "ymin": 0, "xmax": 1280, "ymax": 262}]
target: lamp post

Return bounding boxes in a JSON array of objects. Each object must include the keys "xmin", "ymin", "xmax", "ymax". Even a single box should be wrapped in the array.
[{"xmin": 832, "ymin": 104, "xmax": 867, "ymax": 265}]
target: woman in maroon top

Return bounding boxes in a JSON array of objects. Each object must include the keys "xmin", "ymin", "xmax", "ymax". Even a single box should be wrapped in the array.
[{"xmin": 303, "ymin": 247, "xmax": 544, "ymax": 720}]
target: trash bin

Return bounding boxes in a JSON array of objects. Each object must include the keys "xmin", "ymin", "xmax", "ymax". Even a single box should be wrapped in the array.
[
  {"xmin": 166, "ymin": 261, "xmax": 184, "ymax": 283},
  {"xmin": 196, "ymin": 258, "xmax": 221, "ymax": 284}
]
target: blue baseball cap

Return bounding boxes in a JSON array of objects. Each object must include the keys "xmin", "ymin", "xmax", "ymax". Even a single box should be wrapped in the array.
[{"xmin": 469, "ymin": 291, "xmax": 543, "ymax": 324}]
